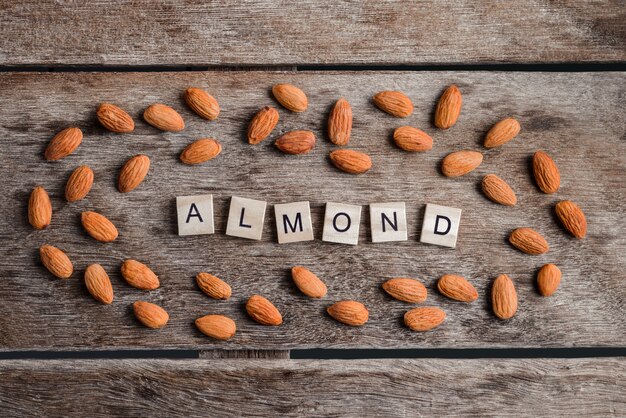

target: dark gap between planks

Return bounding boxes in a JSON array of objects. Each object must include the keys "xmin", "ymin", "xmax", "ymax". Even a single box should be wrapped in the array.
[
  {"xmin": 0, "ymin": 63, "xmax": 625, "ymax": 73},
  {"xmin": 0, "ymin": 348, "xmax": 625, "ymax": 360}
]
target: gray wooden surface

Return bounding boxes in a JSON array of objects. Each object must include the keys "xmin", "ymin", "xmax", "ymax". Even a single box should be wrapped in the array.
[
  {"xmin": 0, "ymin": 358, "xmax": 623, "ymax": 417},
  {"xmin": 0, "ymin": 1, "xmax": 624, "ymax": 66},
  {"xmin": 0, "ymin": 71, "xmax": 624, "ymax": 350}
]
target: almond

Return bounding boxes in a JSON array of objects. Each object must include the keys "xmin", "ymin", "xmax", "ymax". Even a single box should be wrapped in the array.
[
  {"xmin": 84, "ymin": 263, "xmax": 114, "ymax": 304},
  {"xmin": 291, "ymin": 266, "xmax": 327, "ymax": 298},
  {"xmin": 537, "ymin": 264, "xmax": 561, "ymax": 297},
  {"xmin": 441, "ymin": 150, "xmax": 483, "ymax": 177},
  {"xmin": 184, "ymin": 87, "xmax": 220, "ymax": 121},
  {"xmin": 555, "ymin": 200, "xmax": 587, "ymax": 239},
  {"xmin": 133, "ymin": 301, "xmax": 169, "ymax": 329},
  {"xmin": 484, "ymin": 117, "xmax": 520, "ymax": 148},
  {"xmin": 372, "ymin": 91, "xmax": 413, "ymax": 117},
  {"xmin": 39, "ymin": 245, "xmax": 73, "ymax": 279},
  {"xmin": 272, "ymin": 83, "xmax": 308, "ymax": 112},
  {"xmin": 96, "ymin": 103, "xmax": 135, "ymax": 133},
  {"xmin": 180, "ymin": 138, "xmax": 222, "ymax": 164},
  {"xmin": 327, "ymin": 300, "xmax": 368, "ymax": 326},
  {"xmin": 491, "ymin": 274, "xmax": 517, "ymax": 320},
  {"xmin": 81, "ymin": 211, "xmax": 118, "ymax": 243},
  {"xmin": 328, "ymin": 98, "xmax": 352, "ymax": 145},
  {"xmin": 393, "ymin": 126, "xmax": 433, "ymax": 152},
  {"xmin": 437, "ymin": 274, "xmax": 478, "ymax": 302},
  {"xmin": 195, "ymin": 314, "xmax": 237, "ymax": 340},
  {"xmin": 65, "ymin": 165, "xmax": 94, "ymax": 202},
  {"xmin": 118, "ymin": 154, "xmax": 150, "ymax": 193},
  {"xmin": 121, "ymin": 259, "xmax": 160, "ymax": 290},
  {"xmin": 434, "ymin": 84, "xmax": 462, "ymax": 129},
  {"xmin": 44, "ymin": 127, "xmax": 83, "ymax": 161},
  {"xmin": 275, "ymin": 130, "xmax": 316, "ymax": 155},
  {"xmin": 404, "ymin": 307, "xmax": 446, "ymax": 331},
  {"xmin": 143, "ymin": 103, "xmax": 184, "ymax": 132},
  {"xmin": 382, "ymin": 278, "xmax": 427, "ymax": 303},
  {"xmin": 28, "ymin": 186, "xmax": 52, "ymax": 230},
  {"xmin": 532, "ymin": 150, "xmax": 560, "ymax": 194},
  {"xmin": 248, "ymin": 106, "xmax": 279, "ymax": 144},
  {"xmin": 196, "ymin": 272, "xmax": 232, "ymax": 300},
  {"xmin": 481, "ymin": 174, "xmax": 517, "ymax": 206},
  {"xmin": 329, "ymin": 149, "xmax": 372, "ymax": 174},
  {"xmin": 509, "ymin": 227, "xmax": 549, "ymax": 255},
  {"xmin": 246, "ymin": 295, "xmax": 283, "ymax": 326}
]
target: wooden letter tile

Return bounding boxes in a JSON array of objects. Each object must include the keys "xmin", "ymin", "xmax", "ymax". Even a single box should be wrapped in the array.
[
  {"xmin": 322, "ymin": 202, "xmax": 362, "ymax": 245},
  {"xmin": 420, "ymin": 203, "xmax": 462, "ymax": 248},
  {"xmin": 274, "ymin": 201, "xmax": 314, "ymax": 244},
  {"xmin": 176, "ymin": 194, "xmax": 215, "ymax": 236},
  {"xmin": 225, "ymin": 196, "xmax": 267, "ymax": 241},
  {"xmin": 369, "ymin": 202, "xmax": 408, "ymax": 243}
]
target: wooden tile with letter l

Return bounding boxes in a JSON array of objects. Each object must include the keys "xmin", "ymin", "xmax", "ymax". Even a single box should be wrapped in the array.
[
  {"xmin": 225, "ymin": 196, "xmax": 267, "ymax": 241},
  {"xmin": 369, "ymin": 202, "xmax": 408, "ymax": 243},
  {"xmin": 420, "ymin": 203, "xmax": 462, "ymax": 248},
  {"xmin": 176, "ymin": 194, "xmax": 215, "ymax": 236},
  {"xmin": 322, "ymin": 202, "xmax": 362, "ymax": 246},
  {"xmin": 274, "ymin": 201, "xmax": 314, "ymax": 244}
]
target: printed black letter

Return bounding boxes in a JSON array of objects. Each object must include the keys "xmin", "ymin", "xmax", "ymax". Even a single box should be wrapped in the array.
[
  {"xmin": 283, "ymin": 212, "xmax": 303, "ymax": 234},
  {"xmin": 332, "ymin": 212, "xmax": 351, "ymax": 232},
  {"xmin": 186, "ymin": 203, "xmax": 203, "ymax": 223},
  {"xmin": 434, "ymin": 215, "xmax": 451, "ymax": 235},
  {"xmin": 381, "ymin": 212, "xmax": 398, "ymax": 233},
  {"xmin": 239, "ymin": 208, "xmax": 252, "ymax": 228}
]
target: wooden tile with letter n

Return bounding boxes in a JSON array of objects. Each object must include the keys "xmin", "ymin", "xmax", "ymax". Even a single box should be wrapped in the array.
[
  {"xmin": 322, "ymin": 202, "xmax": 362, "ymax": 246},
  {"xmin": 176, "ymin": 194, "xmax": 215, "ymax": 236},
  {"xmin": 369, "ymin": 202, "xmax": 408, "ymax": 243},
  {"xmin": 225, "ymin": 196, "xmax": 267, "ymax": 241},
  {"xmin": 420, "ymin": 203, "xmax": 462, "ymax": 248},
  {"xmin": 274, "ymin": 201, "xmax": 314, "ymax": 244}
]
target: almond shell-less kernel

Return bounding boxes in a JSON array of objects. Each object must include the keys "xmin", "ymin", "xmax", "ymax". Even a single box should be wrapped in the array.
[
  {"xmin": 484, "ymin": 117, "xmax": 520, "ymax": 148},
  {"xmin": 509, "ymin": 227, "xmax": 549, "ymax": 255},
  {"xmin": 44, "ymin": 127, "xmax": 83, "ymax": 161},
  {"xmin": 329, "ymin": 149, "xmax": 372, "ymax": 174},
  {"xmin": 328, "ymin": 98, "xmax": 352, "ymax": 145},
  {"xmin": 327, "ymin": 300, "xmax": 369, "ymax": 326},
  {"xmin": 532, "ymin": 150, "xmax": 560, "ymax": 194},
  {"xmin": 555, "ymin": 200, "xmax": 587, "ymax": 239},
  {"xmin": 133, "ymin": 301, "xmax": 169, "ymax": 329},
  {"xmin": 434, "ymin": 85, "xmax": 462, "ymax": 129},
  {"xmin": 441, "ymin": 150, "xmax": 483, "ymax": 177},
  {"xmin": 65, "ymin": 165, "xmax": 94, "ymax": 202},
  {"xmin": 272, "ymin": 83, "xmax": 308, "ymax": 112},
  {"xmin": 143, "ymin": 104, "xmax": 184, "ymax": 132},
  {"xmin": 121, "ymin": 259, "xmax": 160, "ymax": 290},
  {"xmin": 275, "ymin": 130, "xmax": 316, "ymax": 155},
  {"xmin": 84, "ymin": 263, "xmax": 114, "ymax": 304},
  {"xmin": 39, "ymin": 245, "xmax": 73, "ymax": 279},
  {"xmin": 404, "ymin": 307, "xmax": 446, "ymax": 331},
  {"xmin": 196, "ymin": 272, "xmax": 232, "ymax": 300},
  {"xmin": 195, "ymin": 315, "xmax": 236, "ymax": 340},
  {"xmin": 180, "ymin": 138, "xmax": 222, "ymax": 164},
  {"xmin": 393, "ymin": 126, "xmax": 433, "ymax": 152},
  {"xmin": 118, "ymin": 154, "xmax": 150, "ymax": 193},
  {"xmin": 28, "ymin": 186, "xmax": 52, "ymax": 230},
  {"xmin": 246, "ymin": 295, "xmax": 283, "ymax": 326},
  {"xmin": 97, "ymin": 103, "xmax": 135, "ymax": 133},
  {"xmin": 248, "ymin": 106, "xmax": 279, "ymax": 144},
  {"xmin": 291, "ymin": 266, "xmax": 327, "ymax": 298},
  {"xmin": 491, "ymin": 274, "xmax": 518, "ymax": 320},
  {"xmin": 481, "ymin": 174, "xmax": 517, "ymax": 206},
  {"xmin": 382, "ymin": 278, "xmax": 427, "ymax": 303},
  {"xmin": 437, "ymin": 274, "xmax": 478, "ymax": 302},
  {"xmin": 81, "ymin": 211, "xmax": 118, "ymax": 243},
  {"xmin": 184, "ymin": 88, "xmax": 220, "ymax": 121},
  {"xmin": 373, "ymin": 91, "xmax": 413, "ymax": 117},
  {"xmin": 537, "ymin": 264, "xmax": 562, "ymax": 297}
]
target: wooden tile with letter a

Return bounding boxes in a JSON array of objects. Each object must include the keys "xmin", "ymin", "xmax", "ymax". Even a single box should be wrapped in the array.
[{"xmin": 176, "ymin": 194, "xmax": 215, "ymax": 236}]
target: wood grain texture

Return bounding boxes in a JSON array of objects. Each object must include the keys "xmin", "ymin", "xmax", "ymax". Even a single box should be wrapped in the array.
[
  {"xmin": 0, "ymin": 71, "xmax": 624, "ymax": 350},
  {"xmin": 0, "ymin": 358, "xmax": 624, "ymax": 416},
  {"xmin": 0, "ymin": 1, "xmax": 624, "ymax": 66}
]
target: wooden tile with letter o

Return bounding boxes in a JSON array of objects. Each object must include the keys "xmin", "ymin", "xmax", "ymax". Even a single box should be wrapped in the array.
[
  {"xmin": 274, "ymin": 201, "xmax": 314, "ymax": 244},
  {"xmin": 176, "ymin": 194, "xmax": 215, "ymax": 236},
  {"xmin": 369, "ymin": 202, "xmax": 408, "ymax": 243},
  {"xmin": 225, "ymin": 196, "xmax": 267, "ymax": 241},
  {"xmin": 420, "ymin": 203, "xmax": 462, "ymax": 248},
  {"xmin": 322, "ymin": 202, "xmax": 362, "ymax": 246}
]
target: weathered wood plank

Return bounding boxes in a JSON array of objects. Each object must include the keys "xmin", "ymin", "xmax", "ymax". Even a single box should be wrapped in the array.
[
  {"xmin": 0, "ymin": 358, "xmax": 624, "ymax": 416},
  {"xmin": 0, "ymin": 1, "xmax": 624, "ymax": 66},
  {"xmin": 0, "ymin": 71, "xmax": 624, "ymax": 350}
]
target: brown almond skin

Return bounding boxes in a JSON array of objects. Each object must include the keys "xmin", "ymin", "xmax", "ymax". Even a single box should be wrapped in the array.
[
  {"xmin": 248, "ymin": 106, "xmax": 279, "ymax": 144},
  {"xmin": 491, "ymin": 274, "xmax": 518, "ymax": 320},
  {"xmin": 481, "ymin": 174, "xmax": 517, "ymax": 206},
  {"xmin": 533, "ymin": 150, "xmax": 560, "ymax": 194},
  {"xmin": 437, "ymin": 274, "xmax": 478, "ymax": 302},
  {"xmin": 84, "ymin": 263, "xmax": 114, "ymax": 304},
  {"xmin": 45, "ymin": 127, "xmax": 83, "ymax": 161},
  {"xmin": 327, "ymin": 300, "xmax": 368, "ymax": 326},
  {"xmin": 196, "ymin": 272, "xmax": 232, "ymax": 300},
  {"xmin": 184, "ymin": 88, "xmax": 220, "ymax": 121},
  {"xmin": 28, "ymin": 186, "xmax": 52, "ymax": 230},
  {"xmin": 328, "ymin": 98, "xmax": 352, "ymax": 145},
  {"xmin": 39, "ymin": 245, "xmax": 73, "ymax": 279},
  {"xmin": 329, "ymin": 149, "xmax": 372, "ymax": 174},
  {"xmin": 484, "ymin": 117, "xmax": 520, "ymax": 148},
  {"xmin": 275, "ymin": 130, "xmax": 316, "ymax": 155},
  {"xmin": 143, "ymin": 104, "xmax": 184, "ymax": 132},
  {"xmin": 180, "ymin": 138, "xmax": 222, "ymax": 164},
  {"xmin": 555, "ymin": 200, "xmax": 587, "ymax": 239},
  {"xmin": 537, "ymin": 264, "xmax": 562, "ymax": 297},
  {"xmin": 65, "ymin": 165, "xmax": 94, "ymax": 202},
  {"xmin": 133, "ymin": 301, "xmax": 169, "ymax": 329},
  {"xmin": 121, "ymin": 259, "xmax": 160, "ymax": 290},
  {"xmin": 373, "ymin": 91, "xmax": 413, "ymax": 117},
  {"xmin": 393, "ymin": 126, "xmax": 433, "ymax": 152},
  {"xmin": 291, "ymin": 266, "xmax": 327, "ymax": 298},
  {"xmin": 441, "ymin": 150, "xmax": 483, "ymax": 177},
  {"xmin": 81, "ymin": 211, "xmax": 118, "ymax": 243},
  {"xmin": 246, "ymin": 295, "xmax": 283, "ymax": 326},
  {"xmin": 118, "ymin": 154, "xmax": 150, "ymax": 193},
  {"xmin": 97, "ymin": 103, "xmax": 135, "ymax": 133},
  {"xmin": 509, "ymin": 227, "xmax": 549, "ymax": 255},
  {"xmin": 404, "ymin": 307, "xmax": 446, "ymax": 331},
  {"xmin": 195, "ymin": 315, "xmax": 236, "ymax": 341},
  {"xmin": 434, "ymin": 85, "xmax": 462, "ymax": 129},
  {"xmin": 272, "ymin": 83, "xmax": 308, "ymax": 112},
  {"xmin": 382, "ymin": 278, "xmax": 427, "ymax": 303}
]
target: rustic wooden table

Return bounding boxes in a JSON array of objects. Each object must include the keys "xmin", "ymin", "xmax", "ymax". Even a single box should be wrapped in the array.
[{"xmin": 0, "ymin": 1, "xmax": 625, "ymax": 416}]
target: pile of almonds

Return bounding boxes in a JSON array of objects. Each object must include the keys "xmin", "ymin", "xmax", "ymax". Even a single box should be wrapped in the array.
[{"xmin": 28, "ymin": 80, "xmax": 588, "ymax": 340}]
